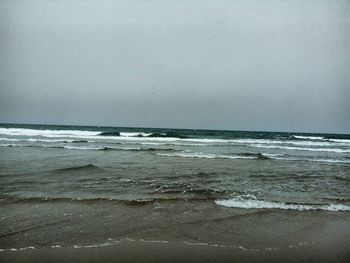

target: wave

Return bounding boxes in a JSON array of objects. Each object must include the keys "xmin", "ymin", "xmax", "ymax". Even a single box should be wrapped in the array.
[
  {"xmin": 119, "ymin": 132, "xmax": 153, "ymax": 137},
  {"xmin": 252, "ymin": 144, "xmax": 350, "ymax": 153},
  {"xmin": 0, "ymin": 143, "xmax": 177, "ymax": 152},
  {"xmin": 0, "ymin": 195, "xmax": 215, "ymax": 205},
  {"xmin": 2, "ymin": 128, "xmax": 349, "ymax": 150},
  {"xmin": 0, "ymin": 128, "xmax": 209, "ymax": 142},
  {"xmin": 279, "ymin": 157, "xmax": 350, "ymax": 164},
  {"xmin": 155, "ymin": 152, "xmax": 264, "ymax": 160},
  {"xmin": 147, "ymin": 132, "xmax": 189, "ymax": 139},
  {"xmin": 2, "ymin": 143, "xmax": 349, "ymax": 163},
  {"xmin": 0, "ymin": 128, "xmax": 230, "ymax": 143},
  {"xmin": 238, "ymin": 152, "xmax": 283, "ymax": 160},
  {"xmin": 293, "ymin": 135, "xmax": 325, "ymax": 140},
  {"xmin": 143, "ymin": 148, "xmax": 177, "ymax": 152},
  {"xmin": 98, "ymin": 131, "xmax": 120, "ymax": 136},
  {"xmin": 124, "ymin": 139, "xmax": 349, "ymax": 148},
  {"xmin": 0, "ymin": 138, "xmax": 89, "ymax": 143},
  {"xmin": 140, "ymin": 142, "xmax": 206, "ymax": 147},
  {"xmin": 0, "ymin": 143, "xmax": 25, "ymax": 147},
  {"xmin": 55, "ymin": 164, "xmax": 99, "ymax": 172},
  {"xmin": 116, "ymin": 132, "xmax": 189, "ymax": 139},
  {"xmin": 135, "ymin": 138, "xmax": 349, "ymax": 147},
  {"xmin": 293, "ymin": 158, "xmax": 349, "ymax": 164},
  {"xmin": 215, "ymin": 198, "xmax": 350, "ymax": 212},
  {"xmin": 63, "ymin": 146, "xmax": 177, "ymax": 152},
  {"xmin": 98, "ymin": 146, "xmax": 176, "ymax": 152},
  {"xmin": 328, "ymin": 139, "xmax": 350, "ymax": 143},
  {"xmin": 2, "ymin": 194, "xmax": 349, "ymax": 212},
  {"xmin": 0, "ymin": 128, "xmax": 100, "ymax": 137},
  {"xmin": 233, "ymin": 138, "xmax": 349, "ymax": 147},
  {"xmin": 71, "ymin": 140, "xmax": 89, "ymax": 143},
  {"xmin": 0, "ymin": 138, "xmax": 22, "ymax": 141},
  {"xmin": 156, "ymin": 151, "xmax": 349, "ymax": 164}
]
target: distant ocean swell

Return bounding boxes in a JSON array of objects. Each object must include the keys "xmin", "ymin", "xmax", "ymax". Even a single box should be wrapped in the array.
[
  {"xmin": 1, "ymin": 143, "xmax": 348, "ymax": 164},
  {"xmin": 155, "ymin": 152, "xmax": 350, "ymax": 164},
  {"xmin": 0, "ymin": 127, "xmax": 349, "ymax": 165},
  {"xmin": 1, "ymin": 125, "xmax": 349, "ymax": 212},
  {"xmin": 1, "ymin": 127, "xmax": 350, "ymax": 143},
  {"xmin": 0, "ymin": 143, "xmax": 178, "ymax": 152}
]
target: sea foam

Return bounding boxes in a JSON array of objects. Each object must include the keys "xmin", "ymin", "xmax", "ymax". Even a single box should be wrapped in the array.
[
  {"xmin": 252, "ymin": 144, "xmax": 350, "ymax": 153},
  {"xmin": 156, "ymin": 152, "xmax": 256, "ymax": 160},
  {"xmin": 0, "ymin": 128, "xmax": 100, "ymax": 137},
  {"xmin": 215, "ymin": 198, "xmax": 350, "ymax": 211},
  {"xmin": 293, "ymin": 135, "xmax": 325, "ymax": 140}
]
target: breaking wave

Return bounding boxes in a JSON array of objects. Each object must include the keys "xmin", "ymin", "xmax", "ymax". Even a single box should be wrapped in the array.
[
  {"xmin": 119, "ymin": 132, "xmax": 152, "ymax": 137},
  {"xmin": 155, "ymin": 152, "xmax": 266, "ymax": 160},
  {"xmin": 293, "ymin": 135, "xmax": 325, "ymax": 140},
  {"xmin": 0, "ymin": 196, "xmax": 215, "ymax": 205},
  {"xmin": 215, "ymin": 198, "xmax": 350, "ymax": 212},
  {"xmin": 147, "ymin": 132, "xmax": 189, "ymax": 139},
  {"xmin": 0, "ymin": 128, "xmax": 100, "ymax": 137},
  {"xmin": 0, "ymin": 138, "xmax": 87, "ymax": 143},
  {"xmin": 98, "ymin": 131, "xmax": 189, "ymax": 139},
  {"xmin": 252, "ymin": 144, "xmax": 350, "ymax": 153},
  {"xmin": 328, "ymin": 139, "xmax": 350, "ymax": 143},
  {"xmin": 0, "ymin": 143, "xmax": 176, "ymax": 152}
]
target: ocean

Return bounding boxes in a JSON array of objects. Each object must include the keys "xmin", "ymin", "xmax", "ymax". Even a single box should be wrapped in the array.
[{"xmin": 0, "ymin": 123, "xmax": 350, "ymax": 260}]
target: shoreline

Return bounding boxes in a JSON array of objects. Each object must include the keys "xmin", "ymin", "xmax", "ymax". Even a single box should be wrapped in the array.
[
  {"xmin": 1, "ymin": 238, "xmax": 349, "ymax": 263},
  {"xmin": 1, "ymin": 200, "xmax": 350, "ymax": 262}
]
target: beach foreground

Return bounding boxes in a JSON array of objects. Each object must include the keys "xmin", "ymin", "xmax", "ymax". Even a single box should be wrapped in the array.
[
  {"xmin": 1, "ymin": 200, "xmax": 349, "ymax": 263},
  {"xmin": 1, "ymin": 239, "xmax": 349, "ymax": 263},
  {"xmin": 1, "ymin": 125, "xmax": 349, "ymax": 262}
]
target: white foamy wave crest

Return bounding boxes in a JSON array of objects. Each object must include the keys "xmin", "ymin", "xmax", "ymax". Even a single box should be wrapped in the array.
[
  {"xmin": 308, "ymin": 158, "xmax": 350, "ymax": 164},
  {"xmin": 0, "ymin": 144, "xmax": 139, "ymax": 151},
  {"xmin": 27, "ymin": 138, "xmax": 89, "ymax": 143},
  {"xmin": 293, "ymin": 135, "xmax": 325, "ymax": 140},
  {"xmin": 0, "ymin": 138, "xmax": 22, "ymax": 141},
  {"xmin": 285, "ymin": 141, "xmax": 345, "ymax": 147},
  {"xmin": 0, "ymin": 137, "xmax": 98, "ymax": 144},
  {"xmin": 140, "ymin": 142, "xmax": 206, "ymax": 147},
  {"xmin": 0, "ymin": 128, "xmax": 100, "ymax": 137},
  {"xmin": 120, "ymin": 132, "xmax": 152, "ymax": 137},
  {"xmin": 215, "ymin": 198, "xmax": 350, "ymax": 211},
  {"xmin": 63, "ymin": 146, "xmax": 103, "ymax": 150},
  {"xmin": 156, "ymin": 152, "xmax": 255, "ymax": 160},
  {"xmin": 232, "ymin": 139, "xmax": 342, "ymax": 147},
  {"xmin": 98, "ymin": 136, "xmax": 229, "ymax": 144},
  {"xmin": 252, "ymin": 144, "xmax": 350, "ymax": 153},
  {"xmin": 328, "ymin": 139, "xmax": 350, "ymax": 143},
  {"xmin": 262, "ymin": 153, "xmax": 285, "ymax": 158},
  {"xmin": 63, "ymin": 146, "xmax": 141, "ymax": 151}
]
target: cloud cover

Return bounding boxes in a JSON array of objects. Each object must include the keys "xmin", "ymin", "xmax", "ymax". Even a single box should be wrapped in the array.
[{"xmin": 0, "ymin": 0, "xmax": 349, "ymax": 133}]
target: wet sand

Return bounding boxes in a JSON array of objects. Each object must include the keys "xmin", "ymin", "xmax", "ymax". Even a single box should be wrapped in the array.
[
  {"xmin": 1, "ymin": 200, "xmax": 349, "ymax": 262},
  {"xmin": 1, "ymin": 238, "xmax": 350, "ymax": 263}
]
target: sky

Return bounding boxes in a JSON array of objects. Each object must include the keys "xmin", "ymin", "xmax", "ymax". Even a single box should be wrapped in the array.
[{"xmin": 0, "ymin": 0, "xmax": 349, "ymax": 133}]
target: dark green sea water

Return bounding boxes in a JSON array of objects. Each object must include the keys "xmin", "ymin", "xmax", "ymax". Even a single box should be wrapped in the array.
[
  {"xmin": 1, "ymin": 123, "xmax": 350, "ymax": 257},
  {"xmin": 0, "ymin": 123, "xmax": 349, "ymax": 210}
]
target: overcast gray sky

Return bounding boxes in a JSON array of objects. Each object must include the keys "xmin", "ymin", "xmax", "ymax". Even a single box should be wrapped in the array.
[{"xmin": 0, "ymin": 0, "xmax": 349, "ymax": 133}]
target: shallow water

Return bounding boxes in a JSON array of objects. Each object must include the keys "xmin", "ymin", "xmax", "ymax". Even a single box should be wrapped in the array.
[
  {"xmin": 1, "ymin": 124, "xmax": 350, "ymax": 256},
  {"xmin": 0, "ymin": 123, "xmax": 349, "ymax": 210}
]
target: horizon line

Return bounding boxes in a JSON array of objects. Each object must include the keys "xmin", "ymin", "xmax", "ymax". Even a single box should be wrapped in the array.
[{"xmin": 0, "ymin": 121, "xmax": 349, "ymax": 136}]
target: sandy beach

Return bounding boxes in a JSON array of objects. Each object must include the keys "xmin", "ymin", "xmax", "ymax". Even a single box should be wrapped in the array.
[
  {"xmin": 1, "ymin": 239, "xmax": 349, "ymax": 263},
  {"xmin": 1, "ymin": 200, "xmax": 349, "ymax": 262}
]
